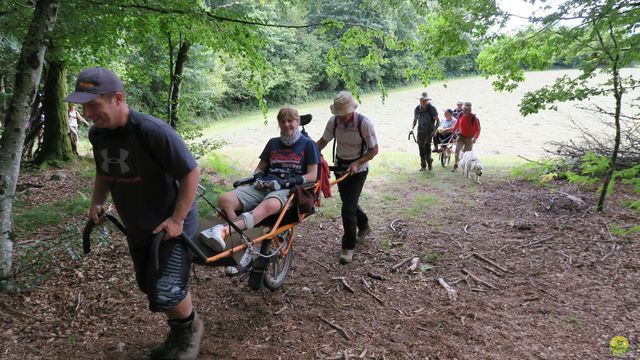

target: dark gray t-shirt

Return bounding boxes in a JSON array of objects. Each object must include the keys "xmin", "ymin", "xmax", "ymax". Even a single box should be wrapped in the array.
[
  {"xmin": 89, "ymin": 109, "xmax": 198, "ymax": 247},
  {"xmin": 414, "ymin": 103, "xmax": 438, "ymax": 133}
]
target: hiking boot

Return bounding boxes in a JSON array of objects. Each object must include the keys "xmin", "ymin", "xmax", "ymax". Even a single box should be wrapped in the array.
[
  {"xmin": 200, "ymin": 224, "xmax": 227, "ymax": 252},
  {"xmin": 356, "ymin": 226, "xmax": 371, "ymax": 243},
  {"xmin": 427, "ymin": 162, "xmax": 433, "ymax": 171},
  {"xmin": 419, "ymin": 167, "xmax": 426, "ymax": 172},
  {"xmin": 339, "ymin": 249, "xmax": 354, "ymax": 264},
  {"xmin": 150, "ymin": 312, "xmax": 204, "ymax": 360}
]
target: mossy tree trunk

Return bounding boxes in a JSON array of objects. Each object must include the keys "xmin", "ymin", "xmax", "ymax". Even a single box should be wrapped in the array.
[
  {"xmin": 0, "ymin": 0, "xmax": 60, "ymax": 289},
  {"xmin": 34, "ymin": 59, "xmax": 73, "ymax": 166}
]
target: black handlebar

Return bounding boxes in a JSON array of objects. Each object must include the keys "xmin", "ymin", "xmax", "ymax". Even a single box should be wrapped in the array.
[
  {"xmin": 82, "ymin": 214, "xmax": 127, "ymax": 254},
  {"xmin": 149, "ymin": 232, "xmax": 209, "ymax": 271},
  {"xmin": 83, "ymin": 214, "xmax": 208, "ymax": 271}
]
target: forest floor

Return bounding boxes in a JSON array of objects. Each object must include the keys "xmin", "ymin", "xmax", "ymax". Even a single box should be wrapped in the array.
[{"xmin": 1, "ymin": 161, "xmax": 639, "ymax": 360}]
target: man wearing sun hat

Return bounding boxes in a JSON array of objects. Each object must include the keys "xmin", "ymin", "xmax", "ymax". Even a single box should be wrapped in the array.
[
  {"xmin": 410, "ymin": 91, "xmax": 440, "ymax": 171},
  {"xmin": 65, "ymin": 67, "xmax": 203, "ymax": 359},
  {"xmin": 316, "ymin": 91, "xmax": 379, "ymax": 264}
]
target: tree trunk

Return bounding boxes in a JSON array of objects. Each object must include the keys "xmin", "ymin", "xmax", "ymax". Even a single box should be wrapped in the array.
[
  {"xmin": 0, "ymin": 74, "xmax": 5, "ymax": 127},
  {"xmin": 0, "ymin": 0, "xmax": 60, "ymax": 288},
  {"xmin": 34, "ymin": 59, "xmax": 73, "ymax": 166},
  {"xmin": 596, "ymin": 75, "xmax": 621, "ymax": 212},
  {"xmin": 595, "ymin": 27, "xmax": 622, "ymax": 213},
  {"xmin": 169, "ymin": 40, "xmax": 190, "ymax": 129}
]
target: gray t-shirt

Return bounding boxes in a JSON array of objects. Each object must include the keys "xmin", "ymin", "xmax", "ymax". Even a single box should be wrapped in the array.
[
  {"xmin": 89, "ymin": 109, "xmax": 198, "ymax": 247},
  {"xmin": 321, "ymin": 113, "xmax": 378, "ymax": 173},
  {"xmin": 414, "ymin": 103, "xmax": 438, "ymax": 133}
]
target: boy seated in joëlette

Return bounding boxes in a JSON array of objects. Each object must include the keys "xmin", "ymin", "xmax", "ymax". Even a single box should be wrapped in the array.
[
  {"xmin": 436, "ymin": 109, "xmax": 457, "ymax": 147},
  {"xmin": 202, "ymin": 106, "xmax": 319, "ymax": 255}
]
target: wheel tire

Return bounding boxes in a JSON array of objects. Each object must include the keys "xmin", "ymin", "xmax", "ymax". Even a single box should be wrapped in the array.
[
  {"xmin": 262, "ymin": 229, "xmax": 294, "ymax": 290},
  {"xmin": 440, "ymin": 151, "xmax": 450, "ymax": 167}
]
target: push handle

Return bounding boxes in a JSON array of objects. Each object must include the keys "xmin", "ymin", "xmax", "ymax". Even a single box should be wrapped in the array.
[
  {"xmin": 150, "ymin": 232, "xmax": 209, "ymax": 271},
  {"xmin": 82, "ymin": 214, "xmax": 127, "ymax": 254}
]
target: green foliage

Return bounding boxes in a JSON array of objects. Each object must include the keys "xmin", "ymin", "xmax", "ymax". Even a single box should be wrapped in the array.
[
  {"xmin": 177, "ymin": 122, "xmax": 227, "ymax": 160},
  {"xmin": 403, "ymin": 193, "xmax": 438, "ymax": 221},
  {"xmin": 200, "ymin": 151, "xmax": 242, "ymax": 178},
  {"xmin": 14, "ymin": 194, "xmax": 91, "ymax": 233},
  {"xmin": 510, "ymin": 159, "xmax": 564, "ymax": 183},
  {"xmin": 610, "ymin": 223, "xmax": 640, "ymax": 236}
]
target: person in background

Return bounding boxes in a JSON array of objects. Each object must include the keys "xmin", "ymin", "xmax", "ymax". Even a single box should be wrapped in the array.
[
  {"xmin": 316, "ymin": 91, "xmax": 379, "ymax": 264},
  {"xmin": 66, "ymin": 67, "xmax": 203, "ymax": 360},
  {"xmin": 452, "ymin": 102, "xmax": 481, "ymax": 172},
  {"xmin": 452, "ymin": 100, "xmax": 464, "ymax": 120},
  {"xmin": 410, "ymin": 91, "xmax": 439, "ymax": 171},
  {"xmin": 68, "ymin": 103, "xmax": 89, "ymax": 155}
]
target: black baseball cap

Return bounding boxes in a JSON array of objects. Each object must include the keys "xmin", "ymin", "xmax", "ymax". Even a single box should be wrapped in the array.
[{"xmin": 65, "ymin": 67, "xmax": 124, "ymax": 104}]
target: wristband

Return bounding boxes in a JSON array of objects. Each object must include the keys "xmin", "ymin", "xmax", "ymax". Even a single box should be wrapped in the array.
[{"xmin": 170, "ymin": 216, "xmax": 184, "ymax": 225}]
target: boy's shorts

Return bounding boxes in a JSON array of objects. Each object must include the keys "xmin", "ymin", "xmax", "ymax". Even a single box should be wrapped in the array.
[{"xmin": 232, "ymin": 184, "xmax": 291, "ymax": 212}]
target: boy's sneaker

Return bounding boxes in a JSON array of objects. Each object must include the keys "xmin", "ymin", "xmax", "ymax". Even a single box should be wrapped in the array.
[
  {"xmin": 339, "ymin": 249, "xmax": 354, "ymax": 264},
  {"xmin": 200, "ymin": 224, "xmax": 227, "ymax": 252},
  {"xmin": 224, "ymin": 248, "xmax": 252, "ymax": 276}
]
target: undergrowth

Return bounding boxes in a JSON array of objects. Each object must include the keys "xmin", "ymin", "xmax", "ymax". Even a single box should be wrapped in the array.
[{"xmin": 511, "ymin": 151, "xmax": 640, "ymax": 235}]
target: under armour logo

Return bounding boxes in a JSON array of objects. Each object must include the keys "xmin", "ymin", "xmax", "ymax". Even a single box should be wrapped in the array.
[{"xmin": 100, "ymin": 148, "xmax": 130, "ymax": 174}]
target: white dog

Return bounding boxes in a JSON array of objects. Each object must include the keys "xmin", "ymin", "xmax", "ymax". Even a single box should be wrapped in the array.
[{"xmin": 460, "ymin": 151, "xmax": 483, "ymax": 184}]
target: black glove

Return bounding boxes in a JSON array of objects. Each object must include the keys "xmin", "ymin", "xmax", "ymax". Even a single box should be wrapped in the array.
[
  {"xmin": 252, "ymin": 171, "xmax": 264, "ymax": 181},
  {"xmin": 276, "ymin": 174, "xmax": 305, "ymax": 189}
]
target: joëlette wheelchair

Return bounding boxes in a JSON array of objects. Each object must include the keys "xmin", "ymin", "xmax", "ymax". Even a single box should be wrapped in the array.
[{"xmin": 82, "ymin": 114, "xmax": 348, "ymax": 291}]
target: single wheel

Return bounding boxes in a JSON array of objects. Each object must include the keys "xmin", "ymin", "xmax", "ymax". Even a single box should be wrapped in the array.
[
  {"xmin": 440, "ymin": 148, "xmax": 451, "ymax": 167},
  {"xmin": 262, "ymin": 228, "xmax": 294, "ymax": 290}
]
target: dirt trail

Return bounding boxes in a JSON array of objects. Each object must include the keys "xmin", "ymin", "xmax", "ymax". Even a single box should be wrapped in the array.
[{"xmin": 2, "ymin": 166, "xmax": 638, "ymax": 359}]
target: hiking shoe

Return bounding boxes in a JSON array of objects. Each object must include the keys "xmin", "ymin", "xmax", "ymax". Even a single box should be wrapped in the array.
[
  {"xmin": 356, "ymin": 226, "xmax": 371, "ymax": 243},
  {"xmin": 451, "ymin": 164, "xmax": 458, "ymax": 173},
  {"xmin": 200, "ymin": 224, "xmax": 227, "ymax": 252},
  {"xmin": 150, "ymin": 311, "xmax": 204, "ymax": 360},
  {"xmin": 339, "ymin": 249, "xmax": 354, "ymax": 264},
  {"xmin": 427, "ymin": 162, "xmax": 433, "ymax": 171},
  {"xmin": 419, "ymin": 167, "xmax": 426, "ymax": 172}
]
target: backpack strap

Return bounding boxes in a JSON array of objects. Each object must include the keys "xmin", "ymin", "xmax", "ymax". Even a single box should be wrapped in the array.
[{"xmin": 332, "ymin": 113, "xmax": 366, "ymax": 164}]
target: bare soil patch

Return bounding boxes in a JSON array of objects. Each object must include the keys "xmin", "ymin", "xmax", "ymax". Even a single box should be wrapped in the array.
[{"xmin": 2, "ymin": 165, "xmax": 638, "ymax": 359}]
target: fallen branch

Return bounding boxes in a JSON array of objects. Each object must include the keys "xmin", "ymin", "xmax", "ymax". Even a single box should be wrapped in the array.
[
  {"xmin": 313, "ymin": 259, "xmax": 331, "ymax": 272},
  {"xmin": 318, "ymin": 315, "xmax": 351, "ymax": 340},
  {"xmin": 472, "ymin": 253, "xmax": 513, "ymax": 274},
  {"xmin": 601, "ymin": 243, "xmax": 620, "ymax": 262},
  {"xmin": 391, "ymin": 257, "xmax": 414, "ymax": 272},
  {"xmin": 558, "ymin": 250, "xmax": 572, "ymax": 265},
  {"xmin": 360, "ymin": 278, "xmax": 385, "ymax": 304},
  {"xmin": 366, "ymin": 271, "xmax": 386, "ymax": 281},
  {"xmin": 449, "ymin": 236, "xmax": 463, "ymax": 249},
  {"xmin": 517, "ymin": 154, "xmax": 546, "ymax": 166},
  {"xmin": 522, "ymin": 235, "xmax": 553, "ymax": 248},
  {"xmin": 332, "ymin": 277, "xmax": 355, "ymax": 293},
  {"xmin": 462, "ymin": 269, "xmax": 498, "ymax": 290},
  {"xmin": 389, "ymin": 219, "xmax": 401, "ymax": 232},
  {"xmin": 483, "ymin": 265, "xmax": 504, "ymax": 277},
  {"xmin": 436, "ymin": 277, "xmax": 458, "ymax": 302}
]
